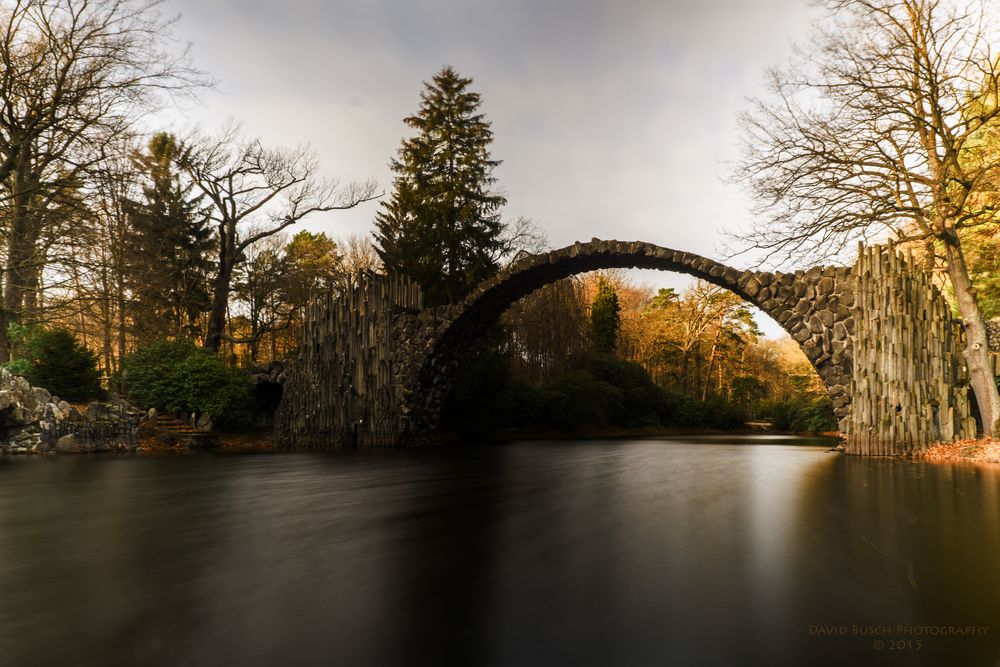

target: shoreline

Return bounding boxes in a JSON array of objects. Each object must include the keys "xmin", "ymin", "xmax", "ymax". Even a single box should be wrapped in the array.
[
  {"xmin": 433, "ymin": 426, "xmax": 841, "ymax": 444},
  {"xmin": 2, "ymin": 427, "xmax": 848, "ymax": 456},
  {"xmin": 916, "ymin": 439, "xmax": 1000, "ymax": 465}
]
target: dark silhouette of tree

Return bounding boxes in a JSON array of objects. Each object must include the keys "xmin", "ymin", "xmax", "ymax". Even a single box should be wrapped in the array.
[
  {"xmin": 374, "ymin": 66, "xmax": 507, "ymax": 306},
  {"xmin": 127, "ymin": 133, "xmax": 213, "ymax": 341}
]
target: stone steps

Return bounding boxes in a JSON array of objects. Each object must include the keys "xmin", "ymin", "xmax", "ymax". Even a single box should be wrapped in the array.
[{"xmin": 152, "ymin": 416, "xmax": 218, "ymax": 448}]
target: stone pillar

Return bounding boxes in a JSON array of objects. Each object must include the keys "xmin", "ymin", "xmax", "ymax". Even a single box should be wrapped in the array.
[{"xmin": 845, "ymin": 244, "xmax": 976, "ymax": 455}]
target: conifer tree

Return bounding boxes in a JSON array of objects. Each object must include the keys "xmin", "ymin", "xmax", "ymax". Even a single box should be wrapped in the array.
[
  {"xmin": 374, "ymin": 66, "xmax": 507, "ymax": 305},
  {"xmin": 591, "ymin": 276, "xmax": 621, "ymax": 354},
  {"xmin": 127, "ymin": 133, "xmax": 213, "ymax": 341}
]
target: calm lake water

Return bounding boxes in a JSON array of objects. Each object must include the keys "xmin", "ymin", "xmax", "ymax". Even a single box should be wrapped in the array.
[{"xmin": 1, "ymin": 436, "xmax": 999, "ymax": 666}]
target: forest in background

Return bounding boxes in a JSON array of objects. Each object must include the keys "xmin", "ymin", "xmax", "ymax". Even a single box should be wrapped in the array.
[{"xmin": 442, "ymin": 271, "xmax": 840, "ymax": 436}]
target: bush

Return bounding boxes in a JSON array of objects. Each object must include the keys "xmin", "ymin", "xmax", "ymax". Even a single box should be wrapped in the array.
[
  {"xmin": 440, "ymin": 339, "xmax": 517, "ymax": 436},
  {"xmin": 121, "ymin": 339, "xmax": 253, "ymax": 427},
  {"xmin": 12, "ymin": 327, "xmax": 101, "ymax": 401},
  {"xmin": 3, "ymin": 358, "xmax": 32, "ymax": 377},
  {"xmin": 441, "ymin": 347, "xmax": 758, "ymax": 436},
  {"xmin": 585, "ymin": 354, "xmax": 665, "ymax": 427},
  {"xmin": 765, "ymin": 395, "xmax": 838, "ymax": 432},
  {"xmin": 536, "ymin": 370, "xmax": 625, "ymax": 430}
]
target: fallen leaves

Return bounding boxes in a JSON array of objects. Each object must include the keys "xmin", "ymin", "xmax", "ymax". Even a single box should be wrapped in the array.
[{"xmin": 917, "ymin": 438, "xmax": 1000, "ymax": 464}]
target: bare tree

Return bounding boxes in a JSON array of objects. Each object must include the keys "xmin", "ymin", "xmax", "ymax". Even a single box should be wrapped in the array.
[
  {"xmin": 499, "ymin": 216, "xmax": 548, "ymax": 263},
  {"xmin": 503, "ymin": 276, "xmax": 590, "ymax": 383},
  {"xmin": 0, "ymin": 0, "xmax": 205, "ymax": 360},
  {"xmin": 734, "ymin": 0, "xmax": 1000, "ymax": 435},
  {"xmin": 231, "ymin": 230, "xmax": 288, "ymax": 363},
  {"xmin": 179, "ymin": 123, "xmax": 378, "ymax": 352},
  {"xmin": 338, "ymin": 232, "xmax": 382, "ymax": 276},
  {"xmin": 87, "ymin": 136, "xmax": 141, "ymax": 374}
]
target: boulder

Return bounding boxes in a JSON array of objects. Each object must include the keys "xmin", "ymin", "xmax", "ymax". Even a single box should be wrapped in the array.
[
  {"xmin": 11, "ymin": 406, "xmax": 32, "ymax": 425},
  {"xmin": 55, "ymin": 434, "xmax": 80, "ymax": 454},
  {"xmin": 195, "ymin": 414, "xmax": 214, "ymax": 433},
  {"xmin": 30, "ymin": 387, "xmax": 51, "ymax": 406},
  {"xmin": 45, "ymin": 403, "xmax": 63, "ymax": 421},
  {"xmin": 86, "ymin": 402, "xmax": 109, "ymax": 422}
]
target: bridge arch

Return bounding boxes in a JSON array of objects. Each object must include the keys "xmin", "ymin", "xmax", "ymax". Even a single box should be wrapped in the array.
[{"xmin": 402, "ymin": 239, "xmax": 856, "ymax": 436}]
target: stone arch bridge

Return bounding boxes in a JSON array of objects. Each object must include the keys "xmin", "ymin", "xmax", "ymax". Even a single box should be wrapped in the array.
[{"xmin": 275, "ymin": 239, "xmax": 980, "ymax": 455}]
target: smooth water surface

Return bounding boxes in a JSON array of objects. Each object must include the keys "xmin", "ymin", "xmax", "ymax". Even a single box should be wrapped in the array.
[{"xmin": 1, "ymin": 436, "xmax": 999, "ymax": 666}]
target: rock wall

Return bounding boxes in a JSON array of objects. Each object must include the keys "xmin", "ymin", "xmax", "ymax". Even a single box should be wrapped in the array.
[
  {"xmin": 0, "ymin": 370, "xmax": 146, "ymax": 455},
  {"xmin": 988, "ymin": 319, "xmax": 1000, "ymax": 355},
  {"xmin": 274, "ymin": 274, "xmax": 423, "ymax": 448},
  {"xmin": 846, "ymin": 244, "xmax": 976, "ymax": 454}
]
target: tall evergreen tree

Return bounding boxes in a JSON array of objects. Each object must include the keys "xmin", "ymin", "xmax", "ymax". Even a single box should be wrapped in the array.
[
  {"xmin": 374, "ymin": 66, "xmax": 507, "ymax": 305},
  {"xmin": 127, "ymin": 133, "xmax": 213, "ymax": 341},
  {"xmin": 591, "ymin": 276, "xmax": 621, "ymax": 354}
]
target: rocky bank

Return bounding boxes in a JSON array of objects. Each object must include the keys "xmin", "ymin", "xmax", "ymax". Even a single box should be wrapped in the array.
[{"xmin": 0, "ymin": 369, "xmax": 146, "ymax": 455}]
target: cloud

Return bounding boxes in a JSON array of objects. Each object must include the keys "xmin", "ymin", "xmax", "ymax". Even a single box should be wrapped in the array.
[{"xmin": 160, "ymin": 0, "xmax": 819, "ymax": 336}]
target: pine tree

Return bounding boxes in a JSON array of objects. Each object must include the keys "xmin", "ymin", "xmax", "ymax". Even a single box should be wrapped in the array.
[
  {"xmin": 127, "ymin": 133, "xmax": 214, "ymax": 341},
  {"xmin": 591, "ymin": 276, "xmax": 621, "ymax": 354},
  {"xmin": 374, "ymin": 66, "xmax": 507, "ymax": 306}
]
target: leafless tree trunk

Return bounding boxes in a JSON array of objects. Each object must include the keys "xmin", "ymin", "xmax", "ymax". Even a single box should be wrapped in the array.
[
  {"xmin": 0, "ymin": 0, "xmax": 206, "ymax": 359},
  {"xmin": 179, "ymin": 123, "xmax": 378, "ymax": 353}
]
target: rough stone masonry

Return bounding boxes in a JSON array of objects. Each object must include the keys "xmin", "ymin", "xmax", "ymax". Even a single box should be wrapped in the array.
[
  {"xmin": 276, "ymin": 240, "xmax": 991, "ymax": 453},
  {"xmin": 278, "ymin": 240, "xmax": 867, "ymax": 448},
  {"xmin": 392, "ymin": 240, "xmax": 861, "ymax": 441}
]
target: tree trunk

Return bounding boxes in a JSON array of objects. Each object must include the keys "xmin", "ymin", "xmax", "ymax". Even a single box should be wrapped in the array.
[
  {"xmin": 116, "ymin": 273, "xmax": 127, "ymax": 377},
  {"xmin": 205, "ymin": 225, "xmax": 235, "ymax": 353},
  {"xmin": 4, "ymin": 181, "xmax": 32, "ymax": 329},
  {"xmin": 943, "ymin": 237, "xmax": 1000, "ymax": 436},
  {"xmin": 701, "ymin": 319, "xmax": 724, "ymax": 402},
  {"xmin": 205, "ymin": 263, "xmax": 232, "ymax": 353},
  {"xmin": 679, "ymin": 348, "xmax": 690, "ymax": 392},
  {"xmin": 0, "ymin": 307, "xmax": 10, "ymax": 364},
  {"xmin": 22, "ymin": 256, "xmax": 41, "ymax": 321},
  {"xmin": 70, "ymin": 242, "xmax": 89, "ymax": 349}
]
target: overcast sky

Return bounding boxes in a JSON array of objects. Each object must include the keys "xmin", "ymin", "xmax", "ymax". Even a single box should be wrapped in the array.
[{"xmin": 157, "ymin": 0, "xmax": 820, "ymax": 336}]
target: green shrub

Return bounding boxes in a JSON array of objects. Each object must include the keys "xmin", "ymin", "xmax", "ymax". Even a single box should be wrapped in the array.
[
  {"xmin": 765, "ymin": 395, "xmax": 837, "ymax": 432},
  {"xmin": 537, "ymin": 370, "xmax": 625, "ymax": 430},
  {"xmin": 3, "ymin": 358, "xmax": 32, "ymax": 377},
  {"xmin": 585, "ymin": 354, "xmax": 664, "ymax": 427},
  {"xmin": 13, "ymin": 328, "xmax": 101, "ymax": 401},
  {"xmin": 121, "ymin": 339, "xmax": 253, "ymax": 426},
  {"xmin": 441, "ymin": 346, "xmax": 759, "ymax": 436}
]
